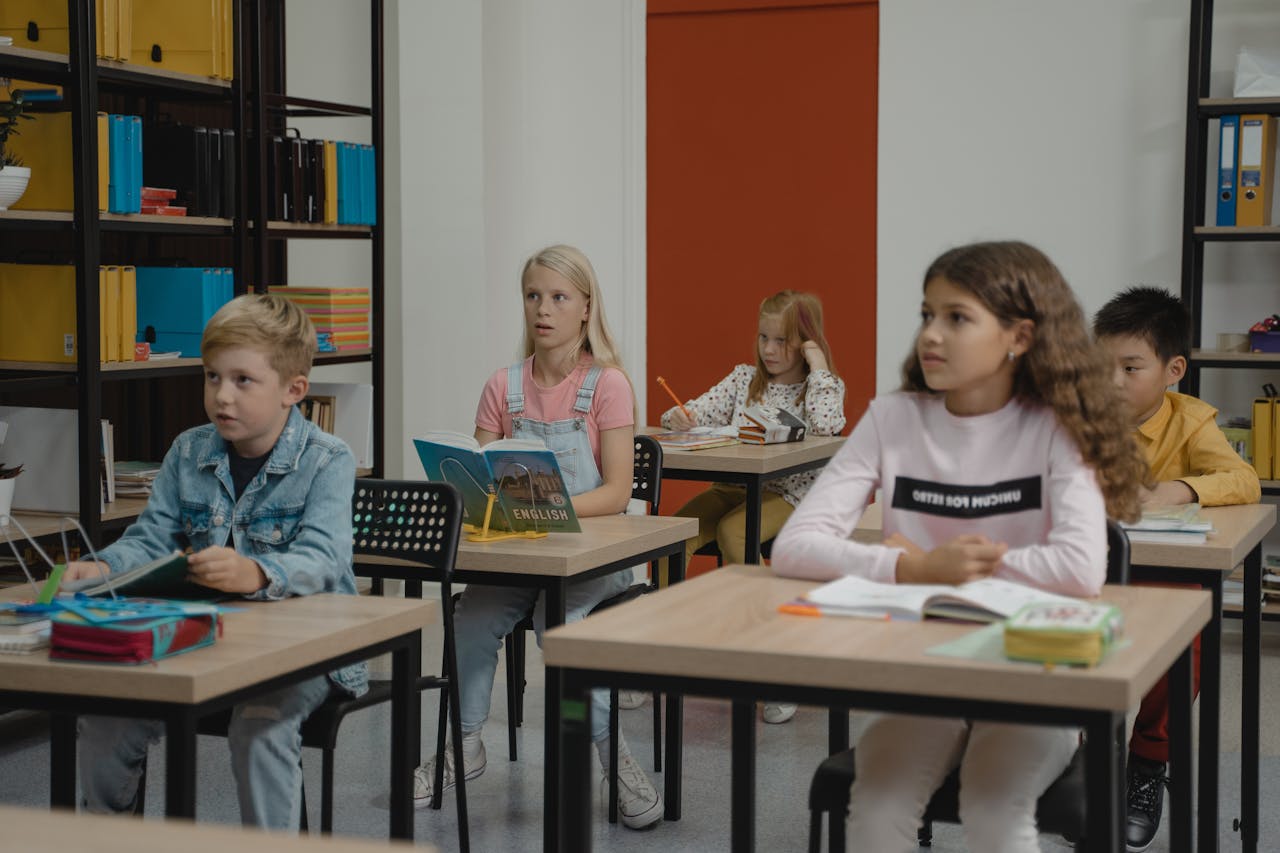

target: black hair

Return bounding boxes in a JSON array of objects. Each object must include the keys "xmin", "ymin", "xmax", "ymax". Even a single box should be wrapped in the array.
[{"xmin": 1092, "ymin": 286, "xmax": 1190, "ymax": 363}]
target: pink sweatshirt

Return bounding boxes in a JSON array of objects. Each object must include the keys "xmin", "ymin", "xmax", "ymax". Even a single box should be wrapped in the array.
[{"xmin": 772, "ymin": 391, "xmax": 1107, "ymax": 598}]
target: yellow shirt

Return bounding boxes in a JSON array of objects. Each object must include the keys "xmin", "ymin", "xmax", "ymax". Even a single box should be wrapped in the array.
[{"xmin": 1137, "ymin": 391, "xmax": 1261, "ymax": 506}]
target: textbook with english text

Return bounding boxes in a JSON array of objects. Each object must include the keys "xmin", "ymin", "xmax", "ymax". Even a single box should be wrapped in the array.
[{"xmin": 413, "ymin": 432, "xmax": 580, "ymax": 534}]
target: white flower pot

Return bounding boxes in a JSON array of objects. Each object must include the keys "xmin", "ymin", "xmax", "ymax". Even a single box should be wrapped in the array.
[{"xmin": 0, "ymin": 165, "xmax": 31, "ymax": 211}]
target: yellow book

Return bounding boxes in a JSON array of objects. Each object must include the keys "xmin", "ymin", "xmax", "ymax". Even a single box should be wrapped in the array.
[
  {"xmin": 103, "ymin": 266, "xmax": 121, "ymax": 363},
  {"xmin": 97, "ymin": 111, "xmax": 109, "ymax": 211},
  {"xmin": 1253, "ymin": 397, "xmax": 1274, "ymax": 480},
  {"xmin": 323, "ymin": 140, "xmax": 338, "ymax": 224},
  {"xmin": 98, "ymin": 266, "xmax": 108, "ymax": 363},
  {"xmin": 0, "ymin": 264, "xmax": 77, "ymax": 364},
  {"xmin": 116, "ymin": 0, "xmax": 133, "ymax": 61},
  {"xmin": 0, "ymin": 1, "xmax": 70, "ymax": 53},
  {"xmin": 130, "ymin": 0, "xmax": 224, "ymax": 80},
  {"xmin": 1003, "ymin": 601, "xmax": 1124, "ymax": 667},
  {"xmin": 119, "ymin": 265, "xmax": 137, "ymax": 361}
]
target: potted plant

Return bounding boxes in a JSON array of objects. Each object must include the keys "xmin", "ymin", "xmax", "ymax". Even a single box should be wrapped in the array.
[{"xmin": 0, "ymin": 89, "xmax": 34, "ymax": 210}]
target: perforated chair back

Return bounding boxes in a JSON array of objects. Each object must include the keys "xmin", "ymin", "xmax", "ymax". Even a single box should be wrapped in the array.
[
  {"xmin": 633, "ymin": 435, "xmax": 663, "ymax": 511},
  {"xmin": 353, "ymin": 479, "xmax": 463, "ymax": 579}
]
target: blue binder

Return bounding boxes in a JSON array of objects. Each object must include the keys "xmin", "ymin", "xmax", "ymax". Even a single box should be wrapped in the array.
[
  {"xmin": 107, "ymin": 114, "xmax": 140, "ymax": 214},
  {"xmin": 134, "ymin": 267, "xmax": 234, "ymax": 357},
  {"xmin": 1217, "ymin": 114, "xmax": 1239, "ymax": 227},
  {"xmin": 336, "ymin": 141, "xmax": 350, "ymax": 225}
]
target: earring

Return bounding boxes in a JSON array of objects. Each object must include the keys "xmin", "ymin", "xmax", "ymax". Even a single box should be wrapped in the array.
[{"xmin": 1007, "ymin": 350, "xmax": 1016, "ymax": 363}]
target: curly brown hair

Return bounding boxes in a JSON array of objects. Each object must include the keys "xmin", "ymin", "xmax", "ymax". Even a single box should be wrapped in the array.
[{"xmin": 900, "ymin": 241, "xmax": 1145, "ymax": 522}]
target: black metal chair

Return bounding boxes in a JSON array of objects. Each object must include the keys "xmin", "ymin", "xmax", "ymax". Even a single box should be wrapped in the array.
[{"xmin": 805, "ymin": 520, "xmax": 1131, "ymax": 853}]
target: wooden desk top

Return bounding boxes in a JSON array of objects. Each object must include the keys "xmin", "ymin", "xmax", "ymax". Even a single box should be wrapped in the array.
[
  {"xmin": 0, "ymin": 594, "xmax": 435, "ymax": 705},
  {"xmin": 642, "ymin": 427, "xmax": 845, "ymax": 475},
  {"xmin": 543, "ymin": 564, "xmax": 1210, "ymax": 712},
  {"xmin": 0, "ymin": 805, "xmax": 429, "ymax": 852},
  {"xmin": 853, "ymin": 502, "xmax": 1276, "ymax": 572},
  {"xmin": 449, "ymin": 514, "xmax": 696, "ymax": 577}
]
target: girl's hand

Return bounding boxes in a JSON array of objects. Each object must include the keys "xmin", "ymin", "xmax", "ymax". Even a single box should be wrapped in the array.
[
  {"xmin": 884, "ymin": 532, "xmax": 923, "ymax": 556},
  {"xmin": 895, "ymin": 534, "xmax": 1006, "ymax": 585},
  {"xmin": 61, "ymin": 560, "xmax": 110, "ymax": 587},
  {"xmin": 668, "ymin": 406, "xmax": 697, "ymax": 431},
  {"xmin": 800, "ymin": 340, "xmax": 829, "ymax": 373},
  {"xmin": 187, "ymin": 546, "xmax": 268, "ymax": 594},
  {"xmin": 1141, "ymin": 480, "xmax": 1196, "ymax": 508}
]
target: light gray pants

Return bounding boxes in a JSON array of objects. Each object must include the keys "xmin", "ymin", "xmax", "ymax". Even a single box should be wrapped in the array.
[
  {"xmin": 848, "ymin": 713, "xmax": 1078, "ymax": 853},
  {"xmin": 78, "ymin": 674, "xmax": 332, "ymax": 830}
]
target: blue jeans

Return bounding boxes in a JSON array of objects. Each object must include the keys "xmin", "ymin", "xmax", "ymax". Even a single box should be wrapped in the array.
[
  {"xmin": 454, "ymin": 570, "xmax": 631, "ymax": 742},
  {"xmin": 78, "ymin": 674, "xmax": 333, "ymax": 829}
]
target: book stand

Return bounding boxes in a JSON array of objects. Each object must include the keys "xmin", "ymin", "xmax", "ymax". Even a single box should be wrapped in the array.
[{"xmin": 438, "ymin": 458, "xmax": 549, "ymax": 543}]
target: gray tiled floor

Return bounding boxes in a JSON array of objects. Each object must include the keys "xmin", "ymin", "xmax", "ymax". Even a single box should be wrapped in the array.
[{"xmin": 1, "ymin": 593, "xmax": 1279, "ymax": 851}]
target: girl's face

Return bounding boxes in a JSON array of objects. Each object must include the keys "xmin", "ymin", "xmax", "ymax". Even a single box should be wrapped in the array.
[
  {"xmin": 524, "ymin": 265, "xmax": 590, "ymax": 355},
  {"xmin": 916, "ymin": 276, "xmax": 1025, "ymax": 415},
  {"xmin": 758, "ymin": 313, "xmax": 805, "ymax": 384}
]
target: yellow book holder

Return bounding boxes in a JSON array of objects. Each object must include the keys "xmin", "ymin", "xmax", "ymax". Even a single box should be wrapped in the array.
[{"xmin": 464, "ymin": 489, "xmax": 548, "ymax": 543}]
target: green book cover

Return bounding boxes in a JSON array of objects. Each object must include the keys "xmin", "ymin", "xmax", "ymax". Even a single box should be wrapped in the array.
[{"xmin": 59, "ymin": 551, "xmax": 222, "ymax": 600}]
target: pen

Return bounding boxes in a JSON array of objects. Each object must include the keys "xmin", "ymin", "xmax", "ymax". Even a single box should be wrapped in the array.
[{"xmin": 656, "ymin": 376, "xmax": 694, "ymax": 422}]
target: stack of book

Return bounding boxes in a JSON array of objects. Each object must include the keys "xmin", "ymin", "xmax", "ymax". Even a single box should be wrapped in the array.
[
  {"xmin": 1119, "ymin": 503, "xmax": 1214, "ymax": 544},
  {"xmin": 114, "ymin": 461, "xmax": 161, "ymax": 498},
  {"xmin": 140, "ymin": 186, "xmax": 186, "ymax": 217},
  {"xmin": 0, "ymin": 609, "xmax": 51, "ymax": 655},
  {"xmin": 299, "ymin": 395, "xmax": 336, "ymax": 433},
  {"xmin": 737, "ymin": 405, "xmax": 807, "ymax": 445},
  {"xmin": 268, "ymin": 286, "xmax": 370, "ymax": 351}
]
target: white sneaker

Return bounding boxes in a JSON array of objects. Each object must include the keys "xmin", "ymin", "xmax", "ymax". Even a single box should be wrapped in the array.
[
  {"xmin": 612, "ymin": 748, "xmax": 663, "ymax": 830},
  {"xmin": 763, "ymin": 702, "xmax": 798, "ymax": 724},
  {"xmin": 413, "ymin": 738, "xmax": 486, "ymax": 807},
  {"xmin": 618, "ymin": 689, "xmax": 647, "ymax": 710}
]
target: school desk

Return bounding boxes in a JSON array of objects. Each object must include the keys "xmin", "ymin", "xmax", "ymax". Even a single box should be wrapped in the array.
[
  {"xmin": 0, "ymin": 592, "xmax": 433, "ymax": 840},
  {"xmin": 851, "ymin": 500, "xmax": 1276, "ymax": 853},
  {"xmin": 544, "ymin": 564, "xmax": 1209, "ymax": 853},
  {"xmin": 0, "ymin": 803, "xmax": 434, "ymax": 852},
  {"xmin": 642, "ymin": 429, "xmax": 845, "ymax": 563},
  {"xmin": 357, "ymin": 512, "xmax": 697, "ymax": 853}
]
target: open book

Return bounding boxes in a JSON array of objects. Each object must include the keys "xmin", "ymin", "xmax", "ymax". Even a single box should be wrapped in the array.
[
  {"xmin": 413, "ymin": 431, "xmax": 581, "ymax": 534},
  {"xmin": 651, "ymin": 425, "xmax": 738, "ymax": 451},
  {"xmin": 59, "ymin": 551, "xmax": 221, "ymax": 600},
  {"xmin": 737, "ymin": 405, "xmax": 807, "ymax": 445},
  {"xmin": 782, "ymin": 574, "xmax": 1081, "ymax": 623},
  {"xmin": 1120, "ymin": 503, "xmax": 1213, "ymax": 544}
]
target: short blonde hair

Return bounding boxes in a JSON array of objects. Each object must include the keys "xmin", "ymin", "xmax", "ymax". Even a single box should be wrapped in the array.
[{"xmin": 201, "ymin": 293, "xmax": 316, "ymax": 379}]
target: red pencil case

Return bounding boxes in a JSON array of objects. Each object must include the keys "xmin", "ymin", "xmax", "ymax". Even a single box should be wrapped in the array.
[{"xmin": 50, "ymin": 607, "xmax": 221, "ymax": 664}]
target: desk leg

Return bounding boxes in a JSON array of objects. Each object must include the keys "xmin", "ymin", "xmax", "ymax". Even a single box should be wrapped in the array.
[
  {"xmin": 827, "ymin": 708, "xmax": 850, "ymax": 851},
  {"xmin": 561, "ymin": 671, "xmax": 594, "ymax": 853},
  {"xmin": 390, "ymin": 631, "xmax": 422, "ymax": 841},
  {"xmin": 49, "ymin": 712, "xmax": 76, "ymax": 809},
  {"xmin": 1084, "ymin": 711, "xmax": 1123, "ymax": 853},
  {"xmin": 665, "ymin": 547, "xmax": 685, "ymax": 821},
  {"xmin": 1199, "ymin": 575, "xmax": 1223, "ymax": 853},
  {"xmin": 544, "ymin": 581, "xmax": 567, "ymax": 853},
  {"xmin": 731, "ymin": 700, "xmax": 756, "ymax": 853},
  {"xmin": 164, "ymin": 712, "xmax": 198, "ymax": 818},
  {"xmin": 744, "ymin": 478, "xmax": 762, "ymax": 564},
  {"xmin": 1240, "ymin": 544, "xmax": 1261, "ymax": 852},
  {"xmin": 1169, "ymin": 645, "xmax": 1194, "ymax": 853}
]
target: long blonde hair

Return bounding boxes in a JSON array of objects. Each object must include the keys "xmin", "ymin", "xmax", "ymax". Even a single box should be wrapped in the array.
[
  {"xmin": 747, "ymin": 290, "xmax": 838, "ymax": 406},
  {"xmin": 899, "ymin": 241, "xmax": 1144, "ymax": 522}
]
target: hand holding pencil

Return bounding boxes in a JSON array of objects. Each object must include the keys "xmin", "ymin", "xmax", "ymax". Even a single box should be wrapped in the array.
[{"xmin": 657, "ymin": 376, "xmax": 697, "ymax": 430}]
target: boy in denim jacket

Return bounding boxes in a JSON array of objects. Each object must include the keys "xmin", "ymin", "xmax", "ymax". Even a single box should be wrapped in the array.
[{"xmin": 64, "ymin": 293, "xmax": 365, "ymax": 830}]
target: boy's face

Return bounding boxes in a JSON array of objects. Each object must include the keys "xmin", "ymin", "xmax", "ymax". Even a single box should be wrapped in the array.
[
  {"xmin": 1099, "ymin": 334, "xmax": 1186, "ymax": 426},
  {"xmin": 203, "ymin": 346, "xmax": 308, "ymax": 458}
]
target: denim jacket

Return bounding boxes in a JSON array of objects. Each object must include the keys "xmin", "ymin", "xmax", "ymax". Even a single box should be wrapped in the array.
[{"xmin": 97, "ymin": 406, "xmax": 367, "ymax": 696}]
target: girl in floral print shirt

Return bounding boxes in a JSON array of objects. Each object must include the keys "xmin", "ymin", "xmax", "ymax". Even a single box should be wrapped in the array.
[{"xmin": 658, "ymin": 290, "xmax": 845, "ymax": 723}]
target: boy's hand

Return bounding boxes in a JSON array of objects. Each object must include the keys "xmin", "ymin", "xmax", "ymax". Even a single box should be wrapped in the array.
[
  {"xmin": 61, "ymin": 560, "xmax": 110, "ymax": 587},
  {"xmin": 800, "ymin": 340, "xmax": 829, "ymax": 373},
  {"xmin": 1141, "ymin": 480, "xmax": 1197, "ymax": 508},
  {"xmin": 186, "ymin": 546, "xmax": 268, "ymax": 594},
  {"xmin": 895, "ymin": 534, "xmax": 1006, "ymax": 585},
  {"xmin": 667, "ymin": 407, "xmax": 697, "ymax": 431}
]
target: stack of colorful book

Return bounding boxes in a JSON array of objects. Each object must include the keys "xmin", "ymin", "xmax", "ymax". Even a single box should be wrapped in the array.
[
  {"xmin": 268, "ymin": 286, "xmax": 370, "ymax": 351},
  {"xmin": 140, "ymin": 186, "xmax": 186, "ymax": 216}
]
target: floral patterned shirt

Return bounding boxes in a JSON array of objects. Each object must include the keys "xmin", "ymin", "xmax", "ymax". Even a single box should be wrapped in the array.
[{"xmin": 660, "ymin": 364, "xmax": 846, "ymax": 505}]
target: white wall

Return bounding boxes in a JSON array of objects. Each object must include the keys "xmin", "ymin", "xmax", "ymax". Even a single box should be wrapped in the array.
[{"xmin": 878, "ymin": 0, "xmax": 1280, "ymax": 425}]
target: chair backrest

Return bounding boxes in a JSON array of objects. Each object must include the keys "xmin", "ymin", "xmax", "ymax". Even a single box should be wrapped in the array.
[
  {"xmin": 352, "ymin": 479, "xmax": 463, "ymax": 577},
  {"xmin": 632, "ymin": 434, "xmax": 663, "ymax": 512},
  {"xmin": 1105, "ymin": 518, "xmax": 1130, "ymax": 586}
]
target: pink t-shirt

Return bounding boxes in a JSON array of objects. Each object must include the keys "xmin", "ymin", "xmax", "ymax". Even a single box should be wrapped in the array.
[{"xmin": 475, "ymin": 355, "xmax": 635, "ymax": 471}]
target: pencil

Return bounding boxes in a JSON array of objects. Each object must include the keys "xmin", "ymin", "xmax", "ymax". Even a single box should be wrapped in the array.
[{"xmin": 656, "ymin": 376, "xmax": 694, "ymax": 422}]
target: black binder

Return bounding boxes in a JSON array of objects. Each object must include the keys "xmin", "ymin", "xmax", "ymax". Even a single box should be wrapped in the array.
[{"xmin": 144, "ymin": 124, "xmax": 214, "ymax": 217}]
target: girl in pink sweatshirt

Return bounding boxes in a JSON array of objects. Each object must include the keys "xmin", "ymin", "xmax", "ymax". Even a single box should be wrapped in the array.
[{"xmin": 773, "ymin": 241, "xmax": 1144, "ymax": 852}]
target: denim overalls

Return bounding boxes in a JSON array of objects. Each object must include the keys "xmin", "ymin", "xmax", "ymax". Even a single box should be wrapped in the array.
[{"xmin": 453, "ymin": 362, "xmax": 631, "ymax": 741}]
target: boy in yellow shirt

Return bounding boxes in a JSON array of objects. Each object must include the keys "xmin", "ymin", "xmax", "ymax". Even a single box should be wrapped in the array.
[{"xmin": 1095, "ymin": 286, "xmax": 1260, "ymax": 852}]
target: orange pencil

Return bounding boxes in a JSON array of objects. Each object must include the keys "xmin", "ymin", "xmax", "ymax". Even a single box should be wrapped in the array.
[{"xmin": 656, "ymin": 376, "xmax": 694, "ymax": 422}]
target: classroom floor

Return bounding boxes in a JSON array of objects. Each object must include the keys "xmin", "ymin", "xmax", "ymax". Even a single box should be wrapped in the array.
[{"xmin": 1, "ymin": 591, "xmax": 1278, "ymax": 852}]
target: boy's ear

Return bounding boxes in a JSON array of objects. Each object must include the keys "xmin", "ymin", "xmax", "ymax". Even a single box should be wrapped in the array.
[
  {"xmin": 1164, "ymin": 355, "xmax": 1187, "ymax": 385},
  {"xmin": 282, "ymin": 374, "xmax": 310, "ymax": 406}
]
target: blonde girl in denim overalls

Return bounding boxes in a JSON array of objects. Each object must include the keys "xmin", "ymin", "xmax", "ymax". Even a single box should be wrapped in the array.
[{"xmin": 413, "ymin": 245, "xmax": 663, "ymax": 830}]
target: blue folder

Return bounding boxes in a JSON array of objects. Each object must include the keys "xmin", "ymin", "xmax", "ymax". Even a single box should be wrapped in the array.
[
  {"xmin": 1217, "ymin": 115, "xmax": 1239, "ymax": 227},
  {"xmin": 107, "ymin": 114, "xmax": 142, "ymax": 214},
  {"xmin": 134, "ymin": 267, "xmax": 234, "ymax": 357}
]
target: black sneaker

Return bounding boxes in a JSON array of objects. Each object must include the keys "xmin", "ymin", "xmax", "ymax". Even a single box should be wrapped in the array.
[{"xmin": 1125, "ymin": 754, "xmax": 1167, "ymax": 852}]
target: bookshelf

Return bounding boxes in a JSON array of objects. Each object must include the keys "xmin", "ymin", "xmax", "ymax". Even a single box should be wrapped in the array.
[
  {"xmin": 0, "ymin": 0, "xmax": 385, "ymax": 541},
  {"xmin": 1179, "ymin": 0, "xmax": 1280, "ymax": 495}
]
